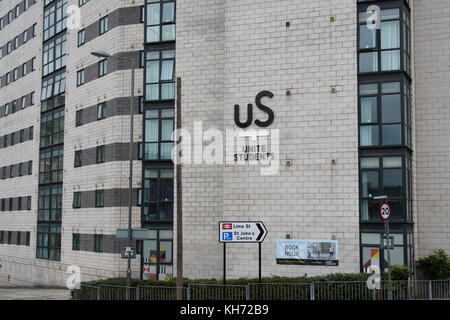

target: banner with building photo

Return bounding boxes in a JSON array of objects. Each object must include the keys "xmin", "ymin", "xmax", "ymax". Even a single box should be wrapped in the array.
[{"xmin": 276, "ymin": 239, "xmax": 339, "ymax": 266}]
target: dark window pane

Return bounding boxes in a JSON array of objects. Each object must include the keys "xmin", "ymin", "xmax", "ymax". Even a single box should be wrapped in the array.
[
  {"xmin": 382, "ymin": 124, "xmax": 401, "ymax": 145},
  {"xmin": 383, "ymin": 168, "xmax": 402, "ymax": 197},
  {"xmin": 382, "ymin": 94, "xmax": 401, "ymax": 123}
]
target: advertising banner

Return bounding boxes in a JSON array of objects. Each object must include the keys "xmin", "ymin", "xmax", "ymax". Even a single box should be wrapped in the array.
[{"xmin": 276, "ymin": 239, "xmax": 339, "ymax": 266}]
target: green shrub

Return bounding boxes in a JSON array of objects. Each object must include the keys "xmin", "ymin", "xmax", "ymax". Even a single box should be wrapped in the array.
[
  {"xmin": 382, "ymin": 265, "xmax": 412, "ymax": 281},
  {"xmin": 417, "ymin": 249, "xmax": 450, "ymax": 280}
]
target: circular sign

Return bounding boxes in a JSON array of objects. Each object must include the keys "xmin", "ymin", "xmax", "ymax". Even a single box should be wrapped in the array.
[{"xmin": 380, "ymin": 202, "xmax": 391, "ymax": 221}]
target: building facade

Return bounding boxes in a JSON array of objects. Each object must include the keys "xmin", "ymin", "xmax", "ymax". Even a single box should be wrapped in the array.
[{"xmin": 0, "ymin": 0, "xmax": 449, "ymax": 286}]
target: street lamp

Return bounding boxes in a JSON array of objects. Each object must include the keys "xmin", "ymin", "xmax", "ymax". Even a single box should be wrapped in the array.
[{"xmin": 91, "ymin": 51, "xmax": 135, "ymax": 299}]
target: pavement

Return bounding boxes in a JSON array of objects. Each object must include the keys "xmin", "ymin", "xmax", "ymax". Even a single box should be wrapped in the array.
[{"xmin": 0, "ymin": 288, "xmax": 72, "ymax": 300}]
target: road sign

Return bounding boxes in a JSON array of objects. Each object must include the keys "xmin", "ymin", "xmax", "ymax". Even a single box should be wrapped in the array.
[
  {"xmin": 381, "ymin": 235, "xmax": 394, "ymax": 249},
  {"xmin": 380, "ymin": 202, "xmax": 391, "ymax": 221},
  {"xmin": 219, "ymin": 221, "xmax": 268, "ymax": 243},
  {"xmin": 121, "ymin": 247, "xmax": 136, "ymax": 259}
]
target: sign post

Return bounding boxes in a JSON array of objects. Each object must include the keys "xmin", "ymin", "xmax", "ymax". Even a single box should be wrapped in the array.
[
  {"xmin": 219, "ymin": 221, "xmax": 268, "ymax": 297},
  {"xmin": 380, "ymin": 201, "xmax": 393, "ymax": 300}
]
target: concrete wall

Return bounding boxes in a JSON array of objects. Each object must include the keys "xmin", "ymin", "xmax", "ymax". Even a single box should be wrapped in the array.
[
  {"xmin": 414, "ymin": 0, "xmax": 450, "ymax": 258},
  {"xmin": 175, "ymin": 0, "xmax": 360, "ymax": 279}
]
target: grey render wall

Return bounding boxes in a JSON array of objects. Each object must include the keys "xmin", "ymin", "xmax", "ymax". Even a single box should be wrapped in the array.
[{"xmin": 414, "ymin": 0, "xmax": 450, "ymax": 257}]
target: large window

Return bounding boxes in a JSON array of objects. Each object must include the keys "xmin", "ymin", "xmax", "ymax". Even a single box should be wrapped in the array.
[
  {"xmin": 43, "ymin": 0, "xmax": 68, "ymax": 41},
  {"xmin": 143, "ymin": 167, "xmax": 173, "ymax": 222},
  {"xmin": 359, "ymin": 79, "xmax": 410, "ymax": 147},
  {"xmin": 39, "ymin": 147, "xmax": 64, "ymax": 184},
  {"xmin": 38, "ymin": 186, "xmax": 62, "ymax": 222},
  {"xmin": 145, "ymin": 50, "xmax": 175, "ymax": 101},
  {"xmin": 43, "ymin": 34, "xmax": 67, "ymax": 76},
  {"xmin": 40, "ymin": 109, "xmax": 64, "ymax": 148},
  {"xmin": 36, "ymin": 225, "xmax": 61, "ymax": 261},
  {"xmin": 145, "ymin": 0, "xmax": 175, "ymax": 43},
  {"xmin": 360, "ymin": 154, "xmax": 411, "ymax": 222},
  {"xmin": 360, "ymin": 230, "xmax": 413, "ymax": 271},
  {"xmin": 41, "ymin": 72, "xmax": 66, "ymax": 103},
  {"xmin": 358, "ymin": 2, "xmax": 410, "ymax": 74},
  {"xmin": 144, "ymin": 108, "xmax": 174, "ymax": 160},
  {"xmin": 142, "ymin": 229, "xmax": 173, "ymax": 280}
]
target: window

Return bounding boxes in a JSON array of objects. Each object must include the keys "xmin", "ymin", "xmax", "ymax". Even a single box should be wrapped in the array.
[
  {"xmin": 359, "ymin": 80, "xmax": 410, "ymax": 147},
  {"xmin": 72, "ymin": 233, "xmax": 80, "ymax": 251},
  {"xmin": 142, "ymin": 167, "xmax": 174, "ymax": 221},
  {"xmin": 97, "ymin": 103, "xmax": 105, "ymax": 120},
  {"xmin": 36, "ymin": 225, "xmax": 61, "ymax": 261},
  {"xmin": 8, "ymin": 231, "xmax": 12, "ymax": 245},
  {"xmin": 13, "ymin": 68, "xmax": 18, "ymax": 81},
  {"xmin": 15, "ymin": 5, "xmax": 20, "ymax": 17},
  {"xmin": 11, "ymin": 132, "xmax": 15, "ymax": 146},
  {"xmin": 27, "ymin": 196, "xmax": 31, "ymax": 210},
  {"xmin": 29, "ymin": 126, "xmax": 34, "ymax": 140},
  {"xmin": 95, "ymin": 190, "xmax": 104, "ymax": 207},
  {"xmin": 74, "ymin": 150, "xmax": 82, "ymax": 167},
  {"xmin": 26, "ymin": 232, "xmax": 30, "ymax": 246},
  {"xmin": 43, "ymin": 34, "xmax": 67, "ymax": 76},
  {"xmin": 38, "ymin": 187, "xmax": 62, "ymax": 222},
  {"xmin": 43, "ymin": 0, "xmax": 67, "ymax": 41},
  {"xmin": 0, "ymin": 231, "xmax": 4, "ymax": 244},
  {"xmin": 7, "ymin": 42, "xmax": 12, "ymax": 54},
  {"xmin": 19, "ymin": 163, "xmax": 23, "ymax": 176},
  {"xmin": 78, "ymin": 29, "xmax": 85, "ymax": 46},
  {"xmin": 23, "ymin": 63, "xmax": 28, "ymax": 76},
  {"xmin": 24, "ymin": 30, "xmax": 29, "ymax": 43},
  {"xmin": 96, "ymin": 146, "xmax": 105, "ymax": 164},
  {"xmin": 79, "ymin": 0, "xmax": 89, "ymax": 6},
  {"xmin": 145, "ymin": 49, "xmax": 175, "ymax": 101},
  {"xmin": 1, "ymin": 199, "xmax": 5, "ymax": 211},
  {"xmin": 94, "ymin": 234, "xmax": 103, "ymax": 252},
  {"xmin": 41, "ymin": 73, "xmax": 66, "ymax": 102},
  {"xmin": 144, "ymin": 108, "xmax": 174, "ymax": 160},
  {"xmin": 21, "ymin": 96, "xmax": 26, "ymax": 109},
  {"xmin": 15, "ymin": 36, "xmax": 19, "ymax": 49},
  {"xmin": 76, "ymin": 109, "xmax": 83, "ymax": 126},
  {"xmin": 5, "ymin": 104, "xmax": 9, "ymax": 116},
  {"xmin": 73, "ymin": 192, "xmax": 81, "ymax": 208},
  {"xmin": 18, "ymin": 197, "xmax": 22, "ymax": 211},
  {"xmin": 139, "ymin": 96, "xmax": 144, "ymax": 114},
  {"xmin": 32, "ymin": 57, "xmax": 36, "ymax": 71},
  {"xmin": 40, "ymin": 109, "xmax": 64, "ymax": 148},
  {"xmin": 39, "ymin": 148, "xmax": 64, "ymax": 184},
  {"xmin": 360, "ymin": 231, "xmax": 414, "ymax": 272},
  {"xmin": 9, "ymin": 198, "xmax": 13, "ymax": 211},
  {"xmin": 17, "ymin": 232, "xmax": 21, "ymax": 245},
  {"xmin": 28, "ymin": 161, "xmax": 32, "ymax": 175},
  {"xmin": 77, "ymin": 70, "xmax": 85, "ymax": 86},
  {"xmin": 33, "ymin": 23, "xmax": 37, "ymax": 37},
  {"xmin": 99, "ymin": 16, "xmax": 108, "ymax": 34},
  {"xmin": 20, "ymin": 129, "xmax": 25, "ymax": 143},
  {"xmin": 145, "ymin": 0, "xmax": 176, "ymax": 43},
  {"xmin": 358, "ymin": 3, "xmax": 411, "ymax": 74},
  {"xmin": 98, "ymin": 59, "xmax": 107, "ymax": 77},
  {"xmin": 360, "ymin": 155, "xmax": 411, "ymax": 222}
]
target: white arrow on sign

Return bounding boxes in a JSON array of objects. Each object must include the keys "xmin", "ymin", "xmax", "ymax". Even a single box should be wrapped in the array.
[{"xmin": 219, "ymin": 221, "xmax": 268, "ymax": 243}]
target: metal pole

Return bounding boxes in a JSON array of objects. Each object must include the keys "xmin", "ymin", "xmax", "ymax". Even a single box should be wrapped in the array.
[
  {"xmin": 259, "ymin": 242, "xmax": 262, "ymax": 299},
  {"xmin": 176, "ymin": 77, "xmax": 183, "ymax": 300},
  {"xmin": 223, "ymin": 243, "xmax": 226, "ymax": 299},
  {"xmin": 126, "ymin": 66, "xmax": 135, "ymax": 300},
  {"xmin": 386, "ymin": 220, "xmax": 393, "ymax": 300}
]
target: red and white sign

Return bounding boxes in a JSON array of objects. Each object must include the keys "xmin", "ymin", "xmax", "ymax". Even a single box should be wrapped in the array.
[
  {"xmin": 380, "ymin": 202, "xmax": 391, "ymax": 221},
  {"xmin": 222, "ymin": 223, "xmax": 233, "ymax": 230}
]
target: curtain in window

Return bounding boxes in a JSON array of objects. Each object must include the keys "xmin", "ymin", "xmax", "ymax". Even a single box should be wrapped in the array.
[
  {"xmin": 381, "ymin": 21, "xmax": 400, "ymax": 70},
  {"xmin": 360, "ymin": 126, "xmax": 378, "ymax": 146}
]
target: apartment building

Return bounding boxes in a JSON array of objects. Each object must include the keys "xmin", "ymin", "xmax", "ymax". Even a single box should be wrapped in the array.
[{"xmin": 0, "ymin": 0, "xmax": 449, "ymax": 286}]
